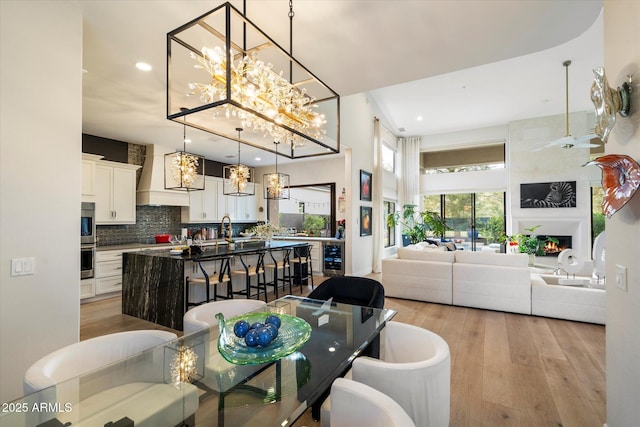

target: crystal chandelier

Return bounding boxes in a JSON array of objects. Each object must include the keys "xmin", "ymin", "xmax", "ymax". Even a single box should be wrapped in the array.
[
  {"xmin": 264, "ymin": 141, "xmax": 290, "ymax": 200},
  {"xmin": 167, "ymin": 1, "xmax": 340, "ymax": 159},
  {"xmin": 164, "ymin": 114, "xmax": 205, "ymax": 191},
  {"xmin": 223, "ymin": 128, "xmax": 254, "ymax": 196},
  {"xmin": 189, "ymin": 45, "xmax": 326, "ymax": 147}
]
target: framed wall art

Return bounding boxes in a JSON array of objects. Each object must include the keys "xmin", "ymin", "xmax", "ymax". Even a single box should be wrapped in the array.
[
  {"xmin": 360, "ymin": 170, "xmax": 372, "ymax": 201},
  {"xmin": 520, "ymin": 181, "xmax": 576, "ymax": 208},
  {"xmin": 360, "ymin": 206, "xmax": 372, "ymax": 236}
]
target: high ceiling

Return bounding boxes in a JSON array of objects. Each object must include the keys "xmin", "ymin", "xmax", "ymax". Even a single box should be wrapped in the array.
[{"xmin": 81, "ymin": 0, "xmax": 604, "ymax": 165}]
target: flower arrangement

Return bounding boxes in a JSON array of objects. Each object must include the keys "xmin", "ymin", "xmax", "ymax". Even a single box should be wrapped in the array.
[{"xmin": 249, "ymin": 221, "xmax": 283, "ymax": 241}]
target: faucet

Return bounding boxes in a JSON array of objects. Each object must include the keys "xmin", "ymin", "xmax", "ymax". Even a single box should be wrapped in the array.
[{"xmin": 221, "ymin": 215, "xmax": 232, "ymax": 241}]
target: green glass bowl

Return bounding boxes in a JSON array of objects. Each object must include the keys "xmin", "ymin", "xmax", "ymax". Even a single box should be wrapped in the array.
[{"xmin": 217, "ymin": 312, "xmax": 312, "ymax": 365}]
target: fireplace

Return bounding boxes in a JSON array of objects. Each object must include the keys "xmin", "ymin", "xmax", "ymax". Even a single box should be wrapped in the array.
[{"xmin": 536, "ymin": 235, "xmax": 572, "ymax": 256}]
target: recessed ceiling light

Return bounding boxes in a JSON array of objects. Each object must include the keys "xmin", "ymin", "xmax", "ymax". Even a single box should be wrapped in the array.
[
  {"xmin": 416, "ymin": 115, "xmax": 423, "ymax": 122},
  {"xmin": 135, "ymin": 62, "xmax": 152, "ymax": 72},
  {"xmin": 255, "ymin": 157, "xmax": 262, "ymax": 161}
]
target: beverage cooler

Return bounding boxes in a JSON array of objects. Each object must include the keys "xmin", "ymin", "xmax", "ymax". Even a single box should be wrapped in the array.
[{"xmin": 322, "ymin": 241, "xmax": 345, "ymax": 276}]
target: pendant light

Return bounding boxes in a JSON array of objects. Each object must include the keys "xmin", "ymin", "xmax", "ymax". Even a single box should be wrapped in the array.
[
  {"xmin": 167, "ymin": 0, "xmax": 340, "ymax": 159},
  {"xmin": 264, "ymin": 141, "xmax": 290, "ymax": 200},
  {"xmin": 164, "ymin": 111, "xmax": 205, "ymax": 191},
  {"xmin": 223, "ymin": 128, "xmax": 255, "ymax": 196}
]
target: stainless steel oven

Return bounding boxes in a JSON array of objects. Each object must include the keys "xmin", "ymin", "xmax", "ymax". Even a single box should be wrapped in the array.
[
  {"xmin": 81, "ymin": 202, "xmax": 96, "ymax": 245},
  {"xmin": 81, "ymin": 245, "xmax": 95, "ymax": 279},
  {"xmin": 81, "ymin": 202, "xmax": 96, "ymax": 279}
]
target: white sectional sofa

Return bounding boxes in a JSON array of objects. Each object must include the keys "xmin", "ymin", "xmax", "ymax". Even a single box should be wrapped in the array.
[
  {"xmin": 381, "ymin": 244, "xmax": 605, "ymax": 324},
  {"xmin": 452, "ymin": 250, "xmax": 531, "ymax": 315},
  {"xmin": 381, "ymin": 246, "xmax": 455, "ymax": 304},
  {"xmin": 531, "ymin": 274, "xmax": 605, "ymax": 324}
]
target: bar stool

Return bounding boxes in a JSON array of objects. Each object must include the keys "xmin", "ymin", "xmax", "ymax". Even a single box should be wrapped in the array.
[
  {"xmin": 231, "ymin": 251, "xmax": 268, "ymax": 302},
  {"xmin": 265, "ymin": 247, "xmax": 293, "ymax": 298},
  {"xmin": 185, "ymin": 257, "xmax": 233, "ymax": 309},
  {"xmin": 292, "ymin": 244, "xmax": 314, "ymax": 291}
]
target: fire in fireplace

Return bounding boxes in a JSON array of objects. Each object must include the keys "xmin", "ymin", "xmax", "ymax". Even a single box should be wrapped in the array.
[{"xmin": 537, "ymin": 235, "xmax": 572, "ymax": 256}]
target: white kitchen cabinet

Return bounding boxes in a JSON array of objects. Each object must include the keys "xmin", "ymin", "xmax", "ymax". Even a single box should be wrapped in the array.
[
  {"xmin": 182, "ymin": 176, "xmax": 220, "ymax": 223},
  {"xmin": 94, "ymin": 248, "xmax": 139, "ymax": 295},
  {"xmin": 81, "ymin": 153, "xmax": 103, "ymax": 201},
  {"xmin": 95, "ymin": 160, "xmax": 140, "ymax": 224},
  {"xmin": 217, "ymin": 179, "xmax": 237, "ymax": 220},
  {"xmin": 234, "ymin": 183, "xmax": 258, "ymax": 221},
  {"xmin": 182, "ymin": 177, "xmax": 260, "ymax": 223},
  {"xmin": 80, "ymin": 278, "xmax": 95, "ymax": 299}
]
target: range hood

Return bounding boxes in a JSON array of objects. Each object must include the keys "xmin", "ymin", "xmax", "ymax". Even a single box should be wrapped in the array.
[{"xmin": 137, "ymin": 144, "xmax": 190, "ymax": 206}]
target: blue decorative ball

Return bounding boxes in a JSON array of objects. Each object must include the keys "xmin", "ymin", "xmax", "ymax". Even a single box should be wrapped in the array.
[
  {"xmin": 233, "ymin": 320, "xmax": 250, "ymax": 338},
  {"xmin": 250, "ymin": 322, "xmax": 264, "ymax": 331},
  {"xmin": 244, "ymin": 329, "xmax": 260, "ymax": 347},
  {"xmin": 256, "ymin": 327, "xmax": 274, "ymax": 347},
  {"xmin": 264, "ymin": 323, "xmax": 279, "ymax": 340},
  {"xmin": 265, "ymin": 315, "xmax": 281, "ymax": 329}
]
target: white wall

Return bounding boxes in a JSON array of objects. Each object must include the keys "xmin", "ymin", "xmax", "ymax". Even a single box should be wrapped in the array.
[
  {"xmin": 603, "ymin": 1, "xmax": 640, "ymax": 425},
  {"xmin": 0, "ymin": 1, "xmax": 82, "ymax": 402},
  {"xmin": 508, "ymin": 112, "xmax": 594, "ymax": 260},
  {"xmin": 340, "ymin": 94, "xmax": 378, "ymax": 276}
]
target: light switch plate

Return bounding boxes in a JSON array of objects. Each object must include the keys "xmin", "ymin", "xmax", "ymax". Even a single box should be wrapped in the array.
[
  {"xmin": 615, "ymin": 264, "xmax": 627, "ymax": 291},
  {"xmin": 11, "ymin": 257, "xmax": 35, "ymax": 277}
]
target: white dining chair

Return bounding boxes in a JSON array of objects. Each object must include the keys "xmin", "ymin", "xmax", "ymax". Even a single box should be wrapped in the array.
[
  {"xmin": 183, "ymin": 298, "xmax": 267, "ymax": 334},
  {"xmin": 328, "ymin": 378, "xmax": 416, "ymax": 427},
  {"xmin": 183, "ymin": 299, "xmax": 267, "ymax": 392},
  {"xmin": 23, "ymin": 330, "xmax": 199, "ymax": 427},
  {"xmin": 351, "ymin": 321, "xmax": 451, "ymax": 427},
  {"xmin": 320, "ymin": 321, "xmax": 450, "ymax": 427}
]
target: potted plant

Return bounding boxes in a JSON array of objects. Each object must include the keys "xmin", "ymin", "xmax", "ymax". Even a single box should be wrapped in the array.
[
  {"xmin": 499, "ymin": 225, "xmax": 558, "ymax": 264},
  {"xmin": 387, "ymin": 204, "xmax": 450, "ymax": 245},
  {"xmin": 303, "ymin": 214, "xmax": 326, "ymax": 236}
]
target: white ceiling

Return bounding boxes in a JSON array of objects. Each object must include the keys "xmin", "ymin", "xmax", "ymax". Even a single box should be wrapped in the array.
[{"xmin": 81, "ymin": 0, "xmax": 604, "ymax": 166}]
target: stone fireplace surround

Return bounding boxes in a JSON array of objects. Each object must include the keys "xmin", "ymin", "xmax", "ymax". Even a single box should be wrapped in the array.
[{"xmin": 515, "ymin": 218, "xmax": 593, "ymax": 275}]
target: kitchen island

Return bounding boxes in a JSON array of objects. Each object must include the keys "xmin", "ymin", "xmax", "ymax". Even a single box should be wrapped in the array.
[{"xmin": 122, "ymin": 241, "xmax": 306, "ymax": 330}]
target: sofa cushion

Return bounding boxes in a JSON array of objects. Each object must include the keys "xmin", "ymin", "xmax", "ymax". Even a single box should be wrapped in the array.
[
  {"xmin": 454, "ymin": 250, "xmax": 528, "ymax": 267},
  {"xmin": 397, "ymin": 247, "xmax": 455, "ymax": 262}
]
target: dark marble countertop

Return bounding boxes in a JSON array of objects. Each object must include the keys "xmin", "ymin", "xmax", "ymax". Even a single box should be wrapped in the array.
[{"xmin": 132, "ymin": 240, "xmax": 307, "ymax": 261}]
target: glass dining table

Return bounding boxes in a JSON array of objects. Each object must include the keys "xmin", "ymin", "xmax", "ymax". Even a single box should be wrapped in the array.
[{"xmin": 1, "ymin": 296, "xmax": 396, "ymax": 427}]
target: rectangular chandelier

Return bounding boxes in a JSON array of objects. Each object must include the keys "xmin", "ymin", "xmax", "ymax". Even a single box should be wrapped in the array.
[{"xmin": 167, "ymin": 2, "xmax": 340, "ymax": 159}]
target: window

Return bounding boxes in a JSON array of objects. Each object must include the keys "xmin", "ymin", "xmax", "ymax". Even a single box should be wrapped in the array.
[
  {"xmin": 421, "ymin": 143, "xmax": 505, "ymax": 174},
  {"xmin": 268, "ymin": 183, "xmax": 336, "ymax": 237},
  {"xmin": 384, "ymin": 201, "xmax": 396, "ymax": 247},
  {"xmin": 423, "ymin": 192, "xmax": 505, "ymax": 250},
  {"xmin": 592, "ymin": 186, "xmax": 605, "ymax": 242},
  {"xmin": 382, "ymin": 144, "xmax": 395, "ymax": 173}
]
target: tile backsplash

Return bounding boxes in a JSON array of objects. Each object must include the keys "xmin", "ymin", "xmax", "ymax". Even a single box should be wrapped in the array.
[
  {"xmin": 96, "ymin": 205, "xmax": 256, "ymax": 246},
  {"xmin": 97, "ymin": 205, "xmax": 183, "ymax": 246}
]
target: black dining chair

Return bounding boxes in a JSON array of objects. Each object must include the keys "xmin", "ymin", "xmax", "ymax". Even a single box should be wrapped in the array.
[
  {"xmin": 307, "ymin": 276, "xmax": 385, "ymax": 309},
  {"xmin": 306, "ymin": 276, "xmax": 386, "ymax": 421}
]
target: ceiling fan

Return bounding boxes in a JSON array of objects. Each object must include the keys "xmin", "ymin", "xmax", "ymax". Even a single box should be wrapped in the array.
[{"xmin": 535, "ymin": 60, "xmax": 601, "ymax": 151}]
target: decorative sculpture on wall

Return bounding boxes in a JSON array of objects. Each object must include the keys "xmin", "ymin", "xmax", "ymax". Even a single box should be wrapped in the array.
[
  {"xmin": 590, "ymin": 68, "xmax": 632, "ymax": 143},
  {"xmin": 584, "ymin": 154, "xmax": 640, "ymax": 218}
]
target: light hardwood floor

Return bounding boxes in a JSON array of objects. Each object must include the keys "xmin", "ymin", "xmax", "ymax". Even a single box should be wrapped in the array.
[{"xmin": 81, "ymin": 277, "xmax": 605, "ymax": 427}]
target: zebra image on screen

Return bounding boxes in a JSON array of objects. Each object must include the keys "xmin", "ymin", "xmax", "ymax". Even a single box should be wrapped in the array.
[{"xmin": 520, "ymin": 181, "xmax": 576, "ymax": 208}]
